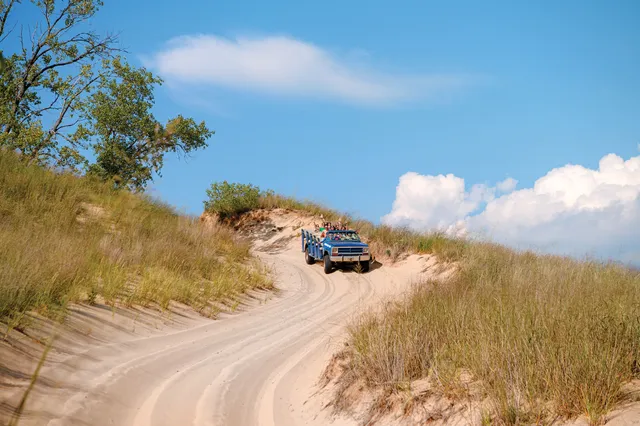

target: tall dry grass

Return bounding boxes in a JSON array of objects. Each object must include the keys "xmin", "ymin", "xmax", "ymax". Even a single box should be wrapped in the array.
[
  {"xmin": 259, "ymin": 193, "xmax": 467, "ymax": 262},
  {"xmin": 219, "ymin": 187, "xmax": 640, "ymax": 422},
  {"xmin": 345, "ymin": 243, "xmax": 640, "ymax": 424},
  {"xmin": 0, "ymin": 150, "xmax": 272, "ymax": 327}
]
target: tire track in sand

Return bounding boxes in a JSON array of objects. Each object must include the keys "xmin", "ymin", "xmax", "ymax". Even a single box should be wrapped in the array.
[{"xmin": 26, "ymin": 241, "xmax": 411, "ymax": 426}]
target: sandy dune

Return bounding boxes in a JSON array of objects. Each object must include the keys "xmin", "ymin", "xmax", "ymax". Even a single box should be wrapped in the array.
[
  {"xmin": 1, "ymin": 212, "xmax": 437, "ymax": 426},
  {"xmin": 4, "ymin": 211, "xmax": 639, "ymax": 425}
]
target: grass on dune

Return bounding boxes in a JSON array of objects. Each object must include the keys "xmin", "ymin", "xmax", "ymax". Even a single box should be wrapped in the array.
[
  {"xmin": 343, "ymin": 243, "xmax": 640, "ymax": 424},
  {"xmin": 203, "ymin": 185, "xmax": 640, "ymax": 423},
  {"xmin": 0, "ymin": 150, "xmax": 273, "ymax": 328},
  {"xmin": 258, "ymin": 193, "xmax": 468, "ymax": 262}
]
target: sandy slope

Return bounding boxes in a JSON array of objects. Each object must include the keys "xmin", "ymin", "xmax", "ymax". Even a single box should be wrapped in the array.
[
  {"xmin": 1, "ymin": 211, "xmax": 439, "ymax": 426},
  {"xmin": 4, "ymin": 210, "xmax": 639, "ymax": 425}
]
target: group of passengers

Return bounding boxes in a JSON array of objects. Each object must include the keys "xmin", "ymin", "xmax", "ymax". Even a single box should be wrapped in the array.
[
  {"xmin": 319, "ymin": 221, "xmax": 349, "ymax": 231},
  {"xmin": 314, "ymin": 215, "xmax": 349, "ymax": 236}
]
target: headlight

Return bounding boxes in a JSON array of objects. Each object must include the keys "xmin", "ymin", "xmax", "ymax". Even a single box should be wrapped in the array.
[
  {"xmin": 362, "ymin": 247, "xmax": 369, "ymax": 254},
  {"xmin": 331, "ymin": 247, "xmax": 339, "ymax": 255}
]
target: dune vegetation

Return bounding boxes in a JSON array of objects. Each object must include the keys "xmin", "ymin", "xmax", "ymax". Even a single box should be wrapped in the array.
[
  {"xmin": 0, "ymin": 0, "xmax": 268, "ymax": 333},
  {"xmin": 205, "ymin": 181, "xmax": 640, "ymax": 425},
  {"xmin": 344, "ymin": 243, "xmax": 640, "ymax": 424},
  {"xmin": 0, "ymin": 150, "xmax": 272, "ymax": 330}
]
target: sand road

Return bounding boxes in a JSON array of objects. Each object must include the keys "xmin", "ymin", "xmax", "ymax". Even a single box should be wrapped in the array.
[{"xmin": 6, "ymin": 234, "xmax": 430, "ymax": 426}]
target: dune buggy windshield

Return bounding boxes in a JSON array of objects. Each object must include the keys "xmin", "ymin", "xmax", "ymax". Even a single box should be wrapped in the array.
[{"xmin": 326, "ymin": 232, "xmax": 361, "ymax": 242}]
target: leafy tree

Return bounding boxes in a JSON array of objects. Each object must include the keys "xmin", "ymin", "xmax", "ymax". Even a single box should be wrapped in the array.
[
  {"xmin": 0, "ymin": 0, "xmax": 118, "ymax": 167},
  {"xmin": 0, "ymin": 1, "xmax": 213, "ymax": 182},
  {"xmin": 204, "ymin": 181, "xmax": 263, "ymax": 218},
  {"xmin": 86, "ymin": 58, "xmax": 213, "ymax": 191}
]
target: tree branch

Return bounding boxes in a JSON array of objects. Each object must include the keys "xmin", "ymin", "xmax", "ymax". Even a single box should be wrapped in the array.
[
  {"xmin": 56, "ymin": 116, "xmax": 82, "ymax": 131},
  {"xmin": 4, "ymin": 0, "xmax": 118, "ymax": 136},
  {"xmin": 22, "ymin": 33, "xmax": 118, "ymax": 99},
  {"xmin": 35, "ymin": 35, "xmax": 118, "ymax": 78},
  {"xmin": 0, "ymin": 0, "xmax": 16, "ymax": 41},
  {"xmin": 20, "ymin": 91, "xmax": 62, "ymax": 123},
  {"xmin": 27, "ymin": 73, "xmax": 101, "ymax": 161},
  {"xmin": 45, "ymin": 1, "xmax": 74, "ymax": 40},
  {"xmin": 50, "ymin": 73, "xmax": 101, "ymax": 135}
]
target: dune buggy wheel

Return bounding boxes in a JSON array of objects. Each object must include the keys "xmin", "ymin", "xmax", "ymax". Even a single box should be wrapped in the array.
[
  {"xmin": 305, "ymin": 246, "xmax": 314, "ymax": 264},
  {"xmin": 323, "ymin": 255, "xmax": 333, "ymax": 274}
]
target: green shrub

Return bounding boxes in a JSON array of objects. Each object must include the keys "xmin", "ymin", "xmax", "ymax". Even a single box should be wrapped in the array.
[{"xmin": 204, "ymin": 181, "xmax": 264, "ymax": 218}]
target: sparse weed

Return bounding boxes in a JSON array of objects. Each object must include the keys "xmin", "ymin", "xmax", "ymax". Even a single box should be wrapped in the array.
[{"xmin": 8, "ymin": 331, "xmax": 57, "ymax": 426}]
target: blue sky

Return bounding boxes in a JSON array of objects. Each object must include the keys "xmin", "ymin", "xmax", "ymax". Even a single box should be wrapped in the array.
[
  {"xmin": 86, "ymin": 0, "xmax": 639, "ymax": 214},
  {"xmin": 11, "ymin": 0, "xmax": 640, "ymax": 262}
]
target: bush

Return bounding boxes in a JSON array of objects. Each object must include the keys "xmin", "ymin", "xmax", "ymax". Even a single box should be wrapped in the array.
[{"xmin": 203, "ymin": 181, "xmax": 264, "ymax": 218}]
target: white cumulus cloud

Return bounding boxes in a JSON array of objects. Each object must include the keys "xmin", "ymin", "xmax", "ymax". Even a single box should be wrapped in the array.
[
  {"xmin": 382, "ymin": 152, "xmax": 640, "ymax": 264},
  {"xmin": 146, "ymin": 34, "xmax": 472, "ymax": 105},
  {"xmin": 496, "ymin": 177, "xmax": 518, "ymax": 193},
  {"xmin": 381, "ymin": 172, "xmax": 495, "ymax": 236}
]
